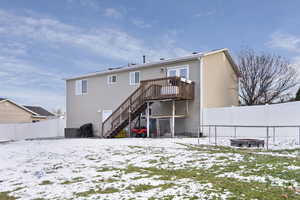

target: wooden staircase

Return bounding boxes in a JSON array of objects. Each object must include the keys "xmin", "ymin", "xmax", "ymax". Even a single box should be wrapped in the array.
[{"xmin": 101, "ymin": 77, "xmax": 194, "ymax": 138}]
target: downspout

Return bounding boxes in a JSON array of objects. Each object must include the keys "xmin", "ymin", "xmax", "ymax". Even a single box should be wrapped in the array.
[{"xmin": 198, "ymin": 56, "xmax": 204, "ymax": 133}]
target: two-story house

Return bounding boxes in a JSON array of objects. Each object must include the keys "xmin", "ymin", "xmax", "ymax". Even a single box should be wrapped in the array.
[{"xmin": 65, "ymin": 48, "xmax": 239, "ymax": 138}]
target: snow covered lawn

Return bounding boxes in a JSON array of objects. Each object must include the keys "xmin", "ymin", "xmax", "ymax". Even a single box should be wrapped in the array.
[{"xmin": 1, "ymin": 138, "xmax": 300, "ymax": 200}]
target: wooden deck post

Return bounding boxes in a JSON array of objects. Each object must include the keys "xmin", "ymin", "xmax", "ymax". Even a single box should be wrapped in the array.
[
  {"xmin": 128, "ymin": 98, "xmax": 132, "ymax": 137},
  {"xmin": 146, "ymin": 101, "xmax": 150, "ymax": 138},
  {"xmin": 128, "ymin": 107, "xmax": 131, "ymax": 137},
  {"xmin": 172, "ymin": 100, "xmax": 175, "ymax": 138},
  {"xmin": 266, "ymin": 127, "xmax": 269, "ymax": 150},
  {"xmin": 101, "ymin": 122, "xmax": 104, "ymax": 138}
]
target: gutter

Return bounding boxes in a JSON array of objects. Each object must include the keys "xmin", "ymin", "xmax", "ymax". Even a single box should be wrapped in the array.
[
  {"xmin": 64, "ymin": 54, "xmax": 203, "ymax": 81},
  {"xmin": 32, "ymin": 115, "xmax": 48, "ymax": 119},
  {"xmin": 63, "ymin": 48, "xmax": 238, "ymax": 81}
]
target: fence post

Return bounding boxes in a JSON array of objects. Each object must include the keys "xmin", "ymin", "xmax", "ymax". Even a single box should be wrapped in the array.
[
  {"xmin": 273, "ymin": 127, "xmax": 275, "ymax": 144},
  {"xmin": 215, "ymin": 125, "xmax": 217, "ymax": 146},
  {"xmin": 209, "ymin": 125, "xmax": 211, "ymax": 144},
  {"xmin": 298, "ymin": 127, "xmax": 300, "ymax": 145},
  {"xmin": 57, "ymin": 118, "xmax": 60, "ymax": 137},
  {"xmin": 234, "ymin": 126, "xmax": 237, "ymax": 138},
  {"xmin": 266, "ymin": 127, "xmax": 269, "ymax": 150},
  {"xmin": 197, "ymin": 127, "xmax": 200, "ymax": 145},
  {"xmin": 14, "ymin": 124, "xmax": 17, "ymax": 140}
]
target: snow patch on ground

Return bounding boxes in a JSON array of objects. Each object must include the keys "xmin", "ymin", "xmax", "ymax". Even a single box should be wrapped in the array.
[
  {"xmin": 217, "ymin": 172, "xmax": 299, "ymax": 187},
  {"xmin": 0, "ymin": 139, "xmax": 232, "ymax": 200},
  {"xmin": 0, "ymin": 138, "xmax": 299, "ymax": 199}
]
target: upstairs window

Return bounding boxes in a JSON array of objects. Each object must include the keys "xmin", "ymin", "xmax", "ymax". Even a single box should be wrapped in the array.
[
  {"xmin": 129, "ymin": 71, "xmax": 140, "ymax": 85},
  {"xmin": 75, "ymin": 79, "xmax": 88, "ymax": 95},
  {"xmin": 168, "ymin": 69, "xmax": 177, "ymax": 77},
  {"xmin": 107, "ymin": 75, "xmax": 117, "ymax": 85},
  {"xmin": 167, "ymin": 65, "xmax": 189, "ymax": 79},
  {"xmin": 179, "ymin": 68, "xmax": 188, "ymax": 79}
]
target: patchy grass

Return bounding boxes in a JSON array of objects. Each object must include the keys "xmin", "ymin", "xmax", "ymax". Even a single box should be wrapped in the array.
[
  {"xmin": 128, "ymin": 146, "xmax": 144, "ymax": 149},
  {"xmin": 127, "ymin": 184, "xmax": 159, "ymax": 192},
  {"xmin": 11, "ymin": 187, "xmax": 25, "ymax": 192},
  {"xmin": 76, "ymin": 187, "xmax": 120, "ymax": 197},
  {"xmin": 127, "ymin": 183, "xmax": 175, "ymax": 193},
  {"xmin": 2, "ymin": 139, "xmax": 300, "ymax": 199},
  {"xmin": 61, "ymin": 177, "xmax": 85, "ymax": 185},
  {"xmin": 0, "ymin": 192, "xmax": 16, "ymax": 200},
  {"xmin": 96, "ymin": 167, "xmax": 113, "ymax": 172},
  {"xmin": 118, "ymin": 144, "xmax": 300, "ymax": 199},
  {"xmin": 122, "ymin": 165, "xmax": 299, "ymax": 199},
  {"xmin": 92, "ymin": 178, "xmax": 118, "ymax": 183},
  {"xmin": 39, "ymin": 180, "xmax": 53, "ymax": 185},
  {"xmin": 147, "ymin": 159, "xmax": 158, "ymax": 164},
  {"xmin": 268, "ymin": 148, "xmax": 300, "ymax": 154}
]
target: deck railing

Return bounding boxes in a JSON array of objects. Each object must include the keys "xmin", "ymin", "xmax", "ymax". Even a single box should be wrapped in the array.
[
  {"xmin": 102, "ymin": 76, "xmax": 194, "ymax": 138},
  {"xmin": 140, "ymin": 77, "xmax": 194, "ymax": 101}
]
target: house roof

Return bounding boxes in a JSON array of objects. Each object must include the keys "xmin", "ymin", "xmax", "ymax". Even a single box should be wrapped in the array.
[
  {"xmin": 23, "ymin": 106, "xmax": 55, "ymax": 117},
  {"xmin": 0, "ymin": 98, "xmax": 54, "ymax": 117},
  {"xmin": 65, "ymin": 48, "xmax": 239, "ymax": 81},
  {"xmin": 0, "ymin": 98, "xmax": 40, "ymax": 115}
]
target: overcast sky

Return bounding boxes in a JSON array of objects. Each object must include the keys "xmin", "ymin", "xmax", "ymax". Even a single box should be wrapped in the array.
[{"xmin": 1, "ymin": 0, "xmax": 300, "ymax": 111}]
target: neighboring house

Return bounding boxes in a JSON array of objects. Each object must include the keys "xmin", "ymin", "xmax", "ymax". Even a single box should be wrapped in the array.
[
  {"xmin": 65, "ymin": 48, "xmax": 239, "ymax": 138},
  {"xmin": 23, "ymin": 106, "xmax": 56, "ymax": 121},
  {"xmin": 0, "ymin": 98, "xmax": 55, "ymax": 123}
]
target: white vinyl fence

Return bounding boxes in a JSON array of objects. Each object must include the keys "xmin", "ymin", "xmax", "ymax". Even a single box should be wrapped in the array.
[
  {"xmin": 0, "ymin": 118, "xmax": 65, "ymax": 141},
  {"xmin": 202, "ymin": 101, "xmax": 300, "ymax": 147}
]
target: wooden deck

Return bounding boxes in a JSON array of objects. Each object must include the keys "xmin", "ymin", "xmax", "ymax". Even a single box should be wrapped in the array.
[
  {"xmin": 102, "ymin": 77, "xmax": 195, "ymax": 138},
  {"xmin": 140, "ymin": 77, "xmax": 194, "ymax": 101}
]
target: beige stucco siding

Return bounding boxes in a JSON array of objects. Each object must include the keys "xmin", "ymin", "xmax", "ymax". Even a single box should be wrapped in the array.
[
  {"xmin": 202, "ymin": 52, "xmax": 239, "ymax": 108},
  {"xmin": 0, "ymin": 101, "xmax": 33, "ymax": 123},
  {"xmin": 66, "ymin": 59, "xmax": 201, "ymax": 136}
]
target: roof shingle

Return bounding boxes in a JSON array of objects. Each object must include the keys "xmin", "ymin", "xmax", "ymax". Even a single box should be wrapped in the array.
[{"xmin": 23, "ymin": 106, "xmax": 55, "ymax": 117}]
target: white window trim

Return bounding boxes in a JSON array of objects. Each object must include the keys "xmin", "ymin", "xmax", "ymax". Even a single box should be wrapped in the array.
[
  {"xmin": 167, "ymin": 65, "xmax": 189, "ymax": 79},
  {"xmin": 75, "ymin": 80, "xmax": 81, "ymax": 96},
  {"xmin": 107, "ymin": 74, "xmax": 117, "ymax": 85},
  {"xmin": 129, "ymin": 71, "xmax": 140, "ymax": 86},
  {"xmin": 75, "ymin": 79, "xmax": 88, "ymax": 96}
]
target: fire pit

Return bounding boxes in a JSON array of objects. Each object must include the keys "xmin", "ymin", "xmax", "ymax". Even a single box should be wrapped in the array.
[{"xmin": 230, "ymin": 139, "xmax": 264, "ymax": 148}]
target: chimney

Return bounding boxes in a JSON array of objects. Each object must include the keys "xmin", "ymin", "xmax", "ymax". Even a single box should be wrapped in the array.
[{"xmin": 143, "ymin": 55, "xmax": 146, "ymax": 64}]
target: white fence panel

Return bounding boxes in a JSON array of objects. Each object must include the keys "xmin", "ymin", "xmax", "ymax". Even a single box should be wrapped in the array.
[
  {"xmin": 0, "ymin": 124, "xmax": 16, "ymax": 140},
  {"xmin": 0, "ymin": 118, "xmax": 65, "ymax": 141},
  {"xmin": 203, "ymin": 101, "xmax": 300, "ymax": 138}
]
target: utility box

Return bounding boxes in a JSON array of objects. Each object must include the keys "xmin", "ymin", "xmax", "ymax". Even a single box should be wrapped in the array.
[{"xmin": 65, "ymin": 128, "xmax": 80, "ymax": 138}]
